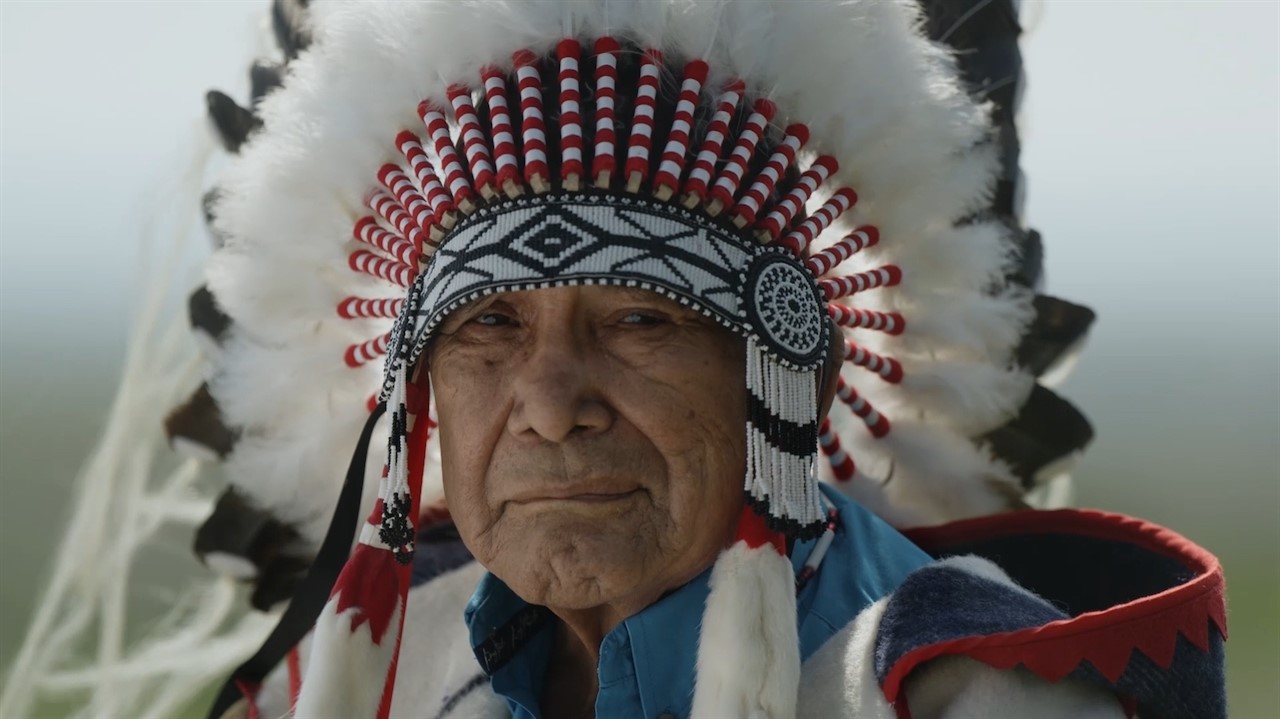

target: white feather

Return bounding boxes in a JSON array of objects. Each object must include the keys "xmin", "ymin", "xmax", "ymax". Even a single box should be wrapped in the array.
[
  {"xmin": 895, "ymin": 359, "xmax": 1034, "ymax": 435},
  {"xmin": 895, "ymin": 287, "xmax": 1034, "ymax": 360},
  {"xmin": 879, "ymin": 422, "xmax": 1022, "ymax": 524}
]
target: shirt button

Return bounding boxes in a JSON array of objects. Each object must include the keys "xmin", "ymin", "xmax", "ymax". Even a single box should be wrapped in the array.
[{"xmin": 657, "ymin": 713, "xmax": 677, "ymax": 719}]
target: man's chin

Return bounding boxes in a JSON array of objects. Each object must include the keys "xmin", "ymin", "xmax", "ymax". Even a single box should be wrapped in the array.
[{"xmin": 489, "ymin": 528, "xmax": 657, "ymax": 605}]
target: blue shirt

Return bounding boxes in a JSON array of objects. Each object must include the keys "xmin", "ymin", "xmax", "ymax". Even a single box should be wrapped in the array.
[{"xmin": 463, "ymin": 485, "xmax": 930, "ymax": 719}]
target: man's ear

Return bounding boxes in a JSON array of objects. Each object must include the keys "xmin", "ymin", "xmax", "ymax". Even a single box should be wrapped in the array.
[{"xmin": 818, "ymin": 318, "xmax": 843, "ymax": 421}]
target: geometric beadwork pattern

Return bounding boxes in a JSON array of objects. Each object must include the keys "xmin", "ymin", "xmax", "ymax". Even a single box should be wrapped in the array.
[
  {"xmin": 408, "ymin": 194, "xmax": 765, "ymax": 366},
  {"xmin": 745, "ymin": 253, "xmax": 827, "ymax": 367}
]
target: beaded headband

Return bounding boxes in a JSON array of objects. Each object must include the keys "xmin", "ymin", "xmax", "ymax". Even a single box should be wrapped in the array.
[{"xmin": 340, "ymin": 40, "xmax": 913, "ymax": 547}]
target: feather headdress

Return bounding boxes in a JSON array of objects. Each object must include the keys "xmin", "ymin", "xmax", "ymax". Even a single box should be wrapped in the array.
[{"xmin": 159, "ymin": 0, "xmax": 1096, "ymax": 716}]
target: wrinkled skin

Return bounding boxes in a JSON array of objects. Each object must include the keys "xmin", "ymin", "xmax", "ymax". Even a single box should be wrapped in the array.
[
  {"xmin": 429, "ymin": 285, "xmax": 748, "ymax": 639},
  {"xmin": 429, "ymin": 284, "xmax": 841, "ymax": 717}
]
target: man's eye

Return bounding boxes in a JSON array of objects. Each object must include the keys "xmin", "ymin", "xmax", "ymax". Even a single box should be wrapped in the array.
[
  {"xmin": 619, "ymin": 311, "xmax": 666, "ymax": 326},
  {"xmin": 473, "ymin": 312, "xmax": 518, "ymax": 327}
]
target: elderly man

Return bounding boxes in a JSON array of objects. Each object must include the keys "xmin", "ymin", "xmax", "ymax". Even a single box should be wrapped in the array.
[
  {"xmin": 183, "ymin": 1, "xmax": 1227, "ymax": 718},
  {"xmin": 428, "ymin": 285, "xmax": 932, "ymax": 718}
]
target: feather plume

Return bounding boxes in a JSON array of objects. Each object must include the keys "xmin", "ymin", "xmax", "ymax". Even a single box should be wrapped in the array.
[{"xmin": 207, "ymin": 0, "xmax": 1022, "ymax": 558}]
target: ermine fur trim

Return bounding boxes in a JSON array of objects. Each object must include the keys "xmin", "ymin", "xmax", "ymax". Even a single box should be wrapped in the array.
[{"xmin": 692, "ymin": 540, "xmax": 801, "ymax": 718}]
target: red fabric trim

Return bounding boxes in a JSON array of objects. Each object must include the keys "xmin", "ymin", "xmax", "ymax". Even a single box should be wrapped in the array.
[
  {"xmin": 367, "ymin": 497, "xmax": 386, "ymax": 525},
  {"xmin": 286, "ymin": 646, "xmax": 302, "ymax": 713},
  {"xmin": 882, "ymin": 509, "xmax": 1226, "ymax": 702},
  {"xmin": 893, "ymin": 693, "xmax": 911, "ymax": 719},
  {"xmin": 733, "ymin": 505, "xmax": 786, "ymax": 553},
  {"xmin": 233, "ymin": 679, "xmax": 261, "ymax": 719},
  {"xmin": 333, "ymin": 544, "xmax": 401, "ymax": 643}
]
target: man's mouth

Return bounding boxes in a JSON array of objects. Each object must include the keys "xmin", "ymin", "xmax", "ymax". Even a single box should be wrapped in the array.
[{"xmin": 507, "ymin": 487, "xmax": 644, "ymax": 505}]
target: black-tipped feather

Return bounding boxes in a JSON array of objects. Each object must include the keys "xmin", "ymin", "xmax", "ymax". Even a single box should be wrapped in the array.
[
  {"xmin": 271, "ymin": 0, "xmax": 311, "ymax": 59},
  {"xmin": 921, "ymin": 0, "xmax": 1099, "ymax": 497},
  {"xmin": 201, "ymin": 188, "xmax": 228, "ymax": 248},
  {"xmin": 188, "ymin": 286, "xmax": 232, "ymax": 346},
  {"xmin": 1007, "ymin": 227, "xmax": 1045, "ymax": 290},
  {"xmin": 194, "ymin": 488, "xmax": 312, "ymax": 611},
  {"xmin": 249, "ymin": 60, "xmax": 285, "ymax": 105},
  {"xmin": 920, "ymin": 0, "xmax": 1024, "ymax": 217},
  {"xmin": 194, "ymin": 488, "xmax": 273, "ymax": 570},
  {"xmin": 164, "ymin": 383, "xmax": 239, "ymax": 460},
  {"xmin": 1017, "ymin": 295, "xmax": 1097, "ymax": 377},
  {"xmin": 248, "ymin": 554, "xmax": 312, "ymax": 611},
  {"xmin": 206, "ymin": 90, "xmax": 261, "ymax": 153},
  {"xmin": 981, "ymin": 384, "xmax": 1095, "ymax": 489},
  {"xmin": 920, "ymin": 0, "xmax": 1049, "ymax": 292},
  {"xmin": 185, "ymin": 0, "xmax": 313, "ymax": 623}
]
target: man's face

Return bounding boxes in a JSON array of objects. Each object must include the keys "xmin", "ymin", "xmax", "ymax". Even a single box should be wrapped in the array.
[{"xmin": 429, "ymin": 285, "xmax": 746, "ymax": 613}]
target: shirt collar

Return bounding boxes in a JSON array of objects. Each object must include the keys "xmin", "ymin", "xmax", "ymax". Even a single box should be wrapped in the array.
[
  {"xmin": 460, "ymin": 485, "xmax": 931, "ymax": 717},
  {"xmin": 465, "ymin": 567, "xmax": 711, "ymax": 718}
]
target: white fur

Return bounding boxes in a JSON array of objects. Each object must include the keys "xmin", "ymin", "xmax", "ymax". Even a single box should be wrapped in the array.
[
  {"xmin": 277, "ymin": 563, "xmax": 505, "ymax": 719},
  {"xmin": 797, "ymin": 559, "xmax": 1125, "ymax": 719},
  {"xmin": 796, "ymin": 598, "xmax": 899, "ymax": 719},
  {"xmin": 282, "ymin": 561, "xmax": 502, "ymax": 719},
  {"xmin": 388, "ymin": 562, "xmax": 507, "ymax": 719},
  {"xmin": 899, "ymin": 557, "xmax": 1124, "ymax": 719},
  {"xmin": 691, "ymin": 541, "xmax": 800, "ymax": 719},
  {"xmin": 294, "ymin": 591, "xmax": 400, "ymax": 717},
  {"xmin": 905, "ymin": 657, "xmax": 1126, "ymax": 719}
]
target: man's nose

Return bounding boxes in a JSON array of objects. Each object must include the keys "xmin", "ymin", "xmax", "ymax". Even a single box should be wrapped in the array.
[{"xmin": 506, "ymin": 336, "xmax": 613, "ymax": 443}]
